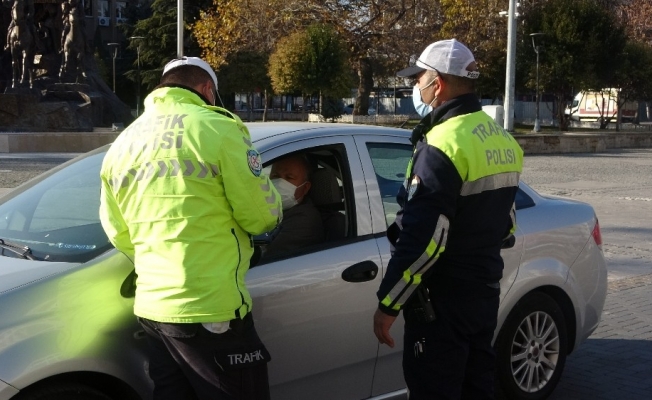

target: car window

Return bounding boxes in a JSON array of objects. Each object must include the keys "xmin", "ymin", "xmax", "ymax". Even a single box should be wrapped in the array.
[
  {"xmin": 257, "ymin": 145, "xmax": 352, "ymax": 263},
  {"xmin": 366, "ymin": 143, "xmax": 412, "ymax": 228},
  {"xmin": 0, "ymin": 151, "xmax": 111, "ymax": 262}
]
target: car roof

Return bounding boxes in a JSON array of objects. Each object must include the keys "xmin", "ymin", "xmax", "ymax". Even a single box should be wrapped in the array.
[{"xmin": 245, "ymin": 122, "xmax": 410, "ymax": 146}]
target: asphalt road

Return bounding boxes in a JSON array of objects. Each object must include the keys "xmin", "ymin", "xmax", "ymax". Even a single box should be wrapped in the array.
[
  {"xmin": 521, "ymin": 149, "xmax": 652, "ymax": 281},
  {"xmin": 521, "ymin": 149, "xmax": 652, "ymax": 400},
  {"xmin": 1, "ymin": 149, "xmax": 651, "ymax": 399}
]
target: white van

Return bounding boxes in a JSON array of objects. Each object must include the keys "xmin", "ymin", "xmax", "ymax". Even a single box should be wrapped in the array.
[{"xmin": 565, "ymin": 89, "xmax": 637, "ymax": 122}]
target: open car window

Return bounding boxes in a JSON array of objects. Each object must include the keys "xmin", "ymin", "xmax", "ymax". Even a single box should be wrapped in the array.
[
  {"xmin": 0, "ymin": 151, "xmax": 111, "ymax": 262},
  {"xmin": 256, "ymin": 145, "xmax": 353, "ymax": 263}
]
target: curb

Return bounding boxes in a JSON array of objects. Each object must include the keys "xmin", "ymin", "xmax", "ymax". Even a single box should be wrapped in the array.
[{"xmin": 515, "ymin": 131, "xmax": 652, "ymax": 154}]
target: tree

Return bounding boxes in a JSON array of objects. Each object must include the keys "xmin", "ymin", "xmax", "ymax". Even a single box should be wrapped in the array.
[
  {"xmin": 217, "ymin": 51, "xmax": 272, "ymax": 120},
  {"xmin": 193, "ymin": 0, "xmax": 307, "ymax": 69},
  {"xmin": 520, "ymin": 0, "xmax": 627, "ymax": 130},
  {"xmin": 438, "ymin": 0, "xmax": 508, "ymax": 100},
  {"xmin": 617, "ymin": 0, "xmax": 652, "ymax": 43},
  {"xmin": 122, "ymin": 0, "xmax": 212, "ymax": 92},
  {"xmin": 614, "ymin": 41, "xmax": 652, "ymax": 123},
  {"xmin": 269, "ymin": 24, "xmax": 351, "ymax": 119},
  {"xmin": 194, "ymin": 0, "xmax": 444, "ymax": 116}
]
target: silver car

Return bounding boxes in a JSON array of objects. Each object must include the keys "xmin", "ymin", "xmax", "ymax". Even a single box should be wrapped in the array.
[{"xmin": 0, "ymin": 123, "xmax": 607, "ymax": 400}]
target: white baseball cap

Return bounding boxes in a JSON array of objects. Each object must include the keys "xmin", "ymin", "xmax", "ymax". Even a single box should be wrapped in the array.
[
  {"xmin": 163, "ymin": 56, "xmax": 218, "ymax": 89},
  {"xmin": 397, "ymin": 39, "xmax": 480, "ymax": 79}
]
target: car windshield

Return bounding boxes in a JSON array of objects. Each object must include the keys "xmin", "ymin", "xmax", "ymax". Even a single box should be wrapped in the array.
[{"xmin": 0, "ymin": 149, "xmax": 111, "ymax": 263}]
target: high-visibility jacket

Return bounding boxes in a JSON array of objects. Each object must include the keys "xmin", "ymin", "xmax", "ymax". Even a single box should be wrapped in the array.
[
  {"xmin": 377, "ymin": 93, "xmax": 523, "ymax": 315},
  {"xmin": 99, "ymin": 86, "xmax": 282, "ymax": 323}
]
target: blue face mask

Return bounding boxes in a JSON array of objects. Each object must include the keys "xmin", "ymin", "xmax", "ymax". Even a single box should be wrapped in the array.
[{"xmin": 412, "ymin": 83, "xmax": 435, "ymax": 117}]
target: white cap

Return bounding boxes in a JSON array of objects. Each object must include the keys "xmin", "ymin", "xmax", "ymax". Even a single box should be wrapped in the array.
[
  {"xmin": 397, "ymin": 39, "xmax": 480, "ymax": 79},
  {"xmin": 163, "ymin": 56, "xmax": 218, "ymax": 89}
]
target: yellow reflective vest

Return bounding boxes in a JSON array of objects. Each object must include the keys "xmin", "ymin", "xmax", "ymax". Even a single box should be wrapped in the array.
[
  {"xmin": 378, "ymin": 94, "xmax": 523, "ymax": 314},
  {"xmin": 99, "ymin": 86, "xmax": 282, "ymax": 323}
]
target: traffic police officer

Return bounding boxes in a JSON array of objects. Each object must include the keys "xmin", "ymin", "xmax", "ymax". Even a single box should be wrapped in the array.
[
  {"xmin": 373, "ymin": 40, "xmax": 524, "ymax": 399},
  {"xmin": 100, "ymin": 57, "xmax": 282, "ymax": 399}
]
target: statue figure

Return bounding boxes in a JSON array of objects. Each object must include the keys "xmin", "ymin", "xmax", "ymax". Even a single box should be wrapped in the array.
[
  {"xmin": 5, "ymin": 0, "xmax": 35, "ymax": 88},
  {"xmin": 59, "ymin": 0, "xmax": 87, "ymax": 83},
  {"xmin": 35, "ymin": 2, "xmax": 58, "ymax": 55}
]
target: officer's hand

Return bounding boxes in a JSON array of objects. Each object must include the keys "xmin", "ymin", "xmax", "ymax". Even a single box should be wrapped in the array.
[{"xmin": 373, "ymin": 308, "xmax": 396, "ymax": 348}]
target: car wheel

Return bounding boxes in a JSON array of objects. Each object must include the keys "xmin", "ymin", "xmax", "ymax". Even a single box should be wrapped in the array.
[
  {"xmin": 14, "ymin": 383, "xmax": 113, "ymax": 400},
  {"xmin": 495, "ymin": 292, "xmax": 568, "ymax": 400}
]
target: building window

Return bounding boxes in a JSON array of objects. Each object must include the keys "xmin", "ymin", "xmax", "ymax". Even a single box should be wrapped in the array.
[
  {"xmin": 116, "ymin": 1, "xmax": 127, "ymax": 22},
  {"xmin": 98, "ymin": 0, "xmax": 109, "ymax": 18}
]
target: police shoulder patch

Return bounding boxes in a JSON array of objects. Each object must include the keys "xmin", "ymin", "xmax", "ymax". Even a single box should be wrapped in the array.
[
  {"xmin": 407, "ymin": 175, "xmax": 420, "ymax": 201},
  {"xmin": 247, "ymin": 149, "xmax": 262, "ymax": 176}
]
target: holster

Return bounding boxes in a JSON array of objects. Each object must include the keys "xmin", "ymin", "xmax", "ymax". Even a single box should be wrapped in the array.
[{"xmin": 404, "ymin": 285, "xmax": 436, "ymax": 323}]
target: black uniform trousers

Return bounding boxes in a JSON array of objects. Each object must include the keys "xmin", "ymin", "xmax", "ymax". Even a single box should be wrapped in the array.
[
  {"xmin": 402, "ymin": 277, "xmax": 500, "ymax": 400},
  {"xmin": 138, "ymin": 313, "xmax": 271, "ymax": 400}
]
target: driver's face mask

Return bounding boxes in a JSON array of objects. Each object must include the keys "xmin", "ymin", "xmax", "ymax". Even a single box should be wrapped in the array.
[{"xmin": 271, "ymin": 178, "xmax": 307, "ymax": 210}]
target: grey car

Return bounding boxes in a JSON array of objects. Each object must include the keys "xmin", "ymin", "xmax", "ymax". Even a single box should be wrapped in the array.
[{"xmin": 0, "ymin": 123, "xmax": 607, "ymax": 400}]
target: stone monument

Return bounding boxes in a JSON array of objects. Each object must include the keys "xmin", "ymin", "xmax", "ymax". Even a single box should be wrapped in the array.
[{"xmin": 0, "ymin": 0, "xmax": 132, "ymax": 132}]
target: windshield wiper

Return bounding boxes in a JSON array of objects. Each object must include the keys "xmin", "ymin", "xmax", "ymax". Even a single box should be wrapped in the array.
[{"xmin": 0, "ymin": 239, "xmax": 37, "ymax": 260}]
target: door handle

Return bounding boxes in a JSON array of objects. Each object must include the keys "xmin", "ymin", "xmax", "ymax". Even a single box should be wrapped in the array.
[{"xmin": 342, "ymin": 260, "xmax": 379, "ymax": 283}]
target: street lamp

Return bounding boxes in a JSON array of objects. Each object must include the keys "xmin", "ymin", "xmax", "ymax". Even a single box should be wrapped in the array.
[
  {"xmin": 530, "ymin": 33, "xmax": 545, "ymax": 133},
  {"xmin": 107, "ymin": 42, "xmax": 120, "ymax": 93},
  {"xmin": 129, "ymin": 36, "xmax": 145, "ymax": 117}
]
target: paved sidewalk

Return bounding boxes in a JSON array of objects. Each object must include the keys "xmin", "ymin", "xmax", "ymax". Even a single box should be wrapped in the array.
[{"xmin": 549, "ymin": 273, "xmax": 652, "ymax": 399}]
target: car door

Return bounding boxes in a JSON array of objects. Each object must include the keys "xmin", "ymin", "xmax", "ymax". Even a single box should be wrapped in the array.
[
  {"xmin": 353, "ymin": 135, "xmax": 525, "ymax": 396},
  {"xmin": 246, "ymin": 135, "xmax": 383, "ymax": 400}
]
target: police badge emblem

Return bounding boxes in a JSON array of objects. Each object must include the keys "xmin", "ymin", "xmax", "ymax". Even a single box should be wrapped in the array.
[
  {"xmin": 247, "ymin": 149, "xmax": 262, "ymax": 176},
  {"xmin": 407, "ymin": 175, "xmax": 420, "ymax": 201}
]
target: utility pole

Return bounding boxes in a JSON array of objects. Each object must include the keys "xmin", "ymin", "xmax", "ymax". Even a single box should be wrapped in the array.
[
  {"xmin": 129, "ymin": 36, "xmax": 145, "ymax": 117},
  {"xmin": 177, "ymin": 0, "xmax": 183, "ymax": 57},
  {"xmin": 504, "ymin": 0, "xmax": 517, "ymax": 132},
  {"xmin": 107, "ymin": 43, "xmax": 119, "ymax": 93}
]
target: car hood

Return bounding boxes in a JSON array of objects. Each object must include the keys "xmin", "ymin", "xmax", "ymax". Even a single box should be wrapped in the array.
[{"xmin": 0, "ymin": 257, "xmax": 78, "ymax": 293}]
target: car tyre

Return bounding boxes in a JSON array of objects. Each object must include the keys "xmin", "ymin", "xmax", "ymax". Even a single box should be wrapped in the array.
[
  {"xmin": 14, "ymin": 383, "xmax": 113, "ymax": 400},
  {"xmin": 495, "ymin": 292, "xmax": 568, "ymax": 400}
]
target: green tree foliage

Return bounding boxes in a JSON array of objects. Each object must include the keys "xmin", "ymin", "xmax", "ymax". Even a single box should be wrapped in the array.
[
  {"xmin": 615, "ymin": 41, "xmax": 652, "ymax": 106},
  {"xmin": 269, "ymin": 25, "xmax": 350, "ymax": 98},
  {"xmin": 217, "ymin": 51, "xmax": 271, "ymax": 95},
  {"xmin": 520, "ymin": 0, "xmax": 627, "ymax": 130},
  {"xmin": 302, "ymin": 24, "xmax": 351, "ymax": 98},
  {"xmin": 123, "ymin": 0, "xmax": 212, "ymax": 91},
  {"xmin": 268, "ymin": 30, "xmax": 307, "ymax": 95},
  {"xmin": 217, "ymin": 51, "xmax": 272, "ymax": 119}
]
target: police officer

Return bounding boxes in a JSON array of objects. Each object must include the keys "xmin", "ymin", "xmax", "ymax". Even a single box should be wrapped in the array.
[
  {"xmin": 373, "ymin": 40, "xmax": 524, "ymax": 399},
  {"xmin": 99, "ymin": 57, "xmax": 282, "ymax": 400}
]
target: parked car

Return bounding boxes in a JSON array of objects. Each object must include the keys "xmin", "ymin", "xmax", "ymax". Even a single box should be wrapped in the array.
[
  {"xmin": 342, "ymin": 104, "xmax": 377, "ymax": 115},
  {"xmin": 0, "ymin": 123, "xmax": 607, "ymax": 400}
]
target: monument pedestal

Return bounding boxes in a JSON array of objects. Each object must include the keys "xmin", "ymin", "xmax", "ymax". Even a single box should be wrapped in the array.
[{"xmin": 0, "ymin": 84, "xmax": 94, "ymax": 132}]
